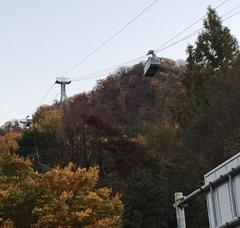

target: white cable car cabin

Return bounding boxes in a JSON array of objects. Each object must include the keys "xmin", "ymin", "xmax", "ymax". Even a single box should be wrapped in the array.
[
  {"xmin": 143, "ymin": 50, "xmax": 161, "ymax": 77},
  {"xmin": 20, "ymin": 115, "xmax": 32, "ymax": 127}
]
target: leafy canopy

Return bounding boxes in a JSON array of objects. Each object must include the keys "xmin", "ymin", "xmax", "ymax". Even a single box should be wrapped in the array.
[{"xmin": 0, "ymin": 150, "xmax": 123, "ymax": 227}]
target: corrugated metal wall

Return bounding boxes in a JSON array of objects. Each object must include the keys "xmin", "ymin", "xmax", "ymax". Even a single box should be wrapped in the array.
[{"xmin": 204, "ymin": 153, "xmax": 240, "ymax": 228}]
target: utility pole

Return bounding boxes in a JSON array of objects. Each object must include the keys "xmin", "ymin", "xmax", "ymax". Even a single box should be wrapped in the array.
[{"xmin": 55, "ymin": 77, "xmax": 71, "ymax": 110}]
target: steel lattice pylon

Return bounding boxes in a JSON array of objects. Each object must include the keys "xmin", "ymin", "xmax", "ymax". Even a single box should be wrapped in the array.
[{"xmin": 55, "ymin": 77, "xmax": 71, "ymax": 110}]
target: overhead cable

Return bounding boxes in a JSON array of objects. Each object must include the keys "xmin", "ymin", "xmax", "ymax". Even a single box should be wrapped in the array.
[
  {"xmin": 71, "ymin": 0, "xmax": 232, "ymax": 82},
  {"xmin": 155, "ymin": 0, "xmax": 231, "ymax": 52},
  {"xmin": 61, "ymin": 0, "xmax": 159, "ymax": 77},
  {"xmin": 220, "ymin": 3, "xmax": 240, "ymax": 18},
  {"xmin": 222, "ymin": 9, "xmax": 240, "ymax": 21},
  {"xmin": 71, "ymin": 55, "xmax": 146, "ymax": 81},
  {"xmin": 31, "ymin": 83, "xmax": 55, "ymax": 115},
  {"xmin": 25, "ymin": 0, "xmax": 234, "ymax": 118}
]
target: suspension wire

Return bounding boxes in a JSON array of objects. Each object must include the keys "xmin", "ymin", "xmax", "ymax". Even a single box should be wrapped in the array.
[
  {"xmin": 222, "ymin": 9, "xmax": 240, "ymax": 21},
  {"xmin": 71, "ymin": 0, "xmax": 232, "ymax": 82},
  {"xmin": 155, "ymin": 3, "xmax": 240, "ymax": 54},
  {"xmin": 52, "ymin": 91, "xmax": 61, "ymax": 101},
  {"xmin": 72, "ymin": 8, "xmax": 240, "ymax": 83},
  {"xmin": 30, "ymin": 83, "xmax": 55, "ymax": 115},
  {"xmin": 71, "ymin": 55, "xmax": 147, "ymax": 81},
  {"xmin": 156, "ymin": 29, "xmax": 202, "ymax": 54},
  {"xmin": 27, "ymin": 0, "xmax": 237, "ymax": 117},
  {"xmin": 155, "ymin": 0, "xmax": 231, "ymax": 52},
  {"xmin": 220, "ymin": 3, "xmax": 240, "ymax": 18},
  {"xmin": 72, "ymin": 30, "xmax": 203, "ymax": 82},
  {"xmin": 27, "ymin": 3, "xmax": 240, "ymax": 119},
  {"xmin": 60, "ymin": 0, "xmax": 159, "ymax": 77}
]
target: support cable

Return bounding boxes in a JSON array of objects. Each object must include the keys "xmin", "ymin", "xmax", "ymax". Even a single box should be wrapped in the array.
[
  {"xmin": 71, "ymin": 55, "xmax": 146, "ymax": 82},
  {"xmin": 61, "ymin": 0, "xmax": 159, "ymax": 77},
  {"xmin": 72, "ymin": 6, "xmax": 240, "ymax": 82},
  {"xmin": 28, "ymin": 0, "xmax": 239, "ymax": 117},
  {"xmin": 30, "ymin": 83, "xmax": 55, "ymax": 115},
  {"xmin": 221, "ymin": 3, "xmax": 240, "ymax": 18},
  {"xmin": 155, "ymin": 0, "xmax": 231, "ymax": 52},
  {"xmin": 71, "ymin": 0, "xmax": 232, "ymax": 82},
  {"xmin": 222, "ymin": 9, "xmax": 240, "ymax": 21}
]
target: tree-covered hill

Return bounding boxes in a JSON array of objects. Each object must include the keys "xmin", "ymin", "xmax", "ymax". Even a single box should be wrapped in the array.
[
  {"xmin": 69, "ymin": 60, "xmax": 184, "ymax": 137},
  {"xmin": 1, "ymin": 7, "xmax": 240, "ymax": 227}
]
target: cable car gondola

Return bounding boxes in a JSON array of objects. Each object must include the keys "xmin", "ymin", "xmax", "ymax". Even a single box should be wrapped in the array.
[
  {"xmin": 20, "ymin": 115, "xmax": 32, "ymax": 128},
  {"xmin": 143, "ymin": 50, "xmax": 161, "ymax": 77}
]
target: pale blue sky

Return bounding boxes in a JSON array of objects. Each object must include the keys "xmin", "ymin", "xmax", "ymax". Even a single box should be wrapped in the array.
[{"xmin": 0, "ymin": 0, "xmax": 239, "ymax": 125}]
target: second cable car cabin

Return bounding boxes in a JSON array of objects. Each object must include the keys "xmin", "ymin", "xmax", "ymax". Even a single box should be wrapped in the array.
[
  {"xmin": 20, "ymin": 115, "xmax": 32, "ymax": 128},
  {"xmin": 143, "ymin": 50, "xmax": 161, "ymax": 77}
]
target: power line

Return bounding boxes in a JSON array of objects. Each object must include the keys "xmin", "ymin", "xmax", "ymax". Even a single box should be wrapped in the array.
[{"xmin": 61, "ymin": 0, "xmax": 159, "ymax": 77}]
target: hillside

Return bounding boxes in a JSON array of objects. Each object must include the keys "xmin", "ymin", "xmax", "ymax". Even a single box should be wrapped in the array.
[
  {"xmin": 1, "ymin": 8, "xmax": 240, "ymax": 227},
  {"xmin": 69, "ymin": 61, "xmax": 184, "ymax": 137}
]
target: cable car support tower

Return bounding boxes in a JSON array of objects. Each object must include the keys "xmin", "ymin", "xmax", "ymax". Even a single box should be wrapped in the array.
[{"xmin": 55, "ymin": 77, "xmax": 71, "ymax": 110}]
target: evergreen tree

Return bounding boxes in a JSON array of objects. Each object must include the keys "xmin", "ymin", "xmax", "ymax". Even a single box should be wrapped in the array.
[
  {"xmin": 176, "ymin": 7, "xmax": 239, "ymax": 126},
  {"xmin": 122, "ymin": 170, "xmax": 172, "ymax": 228},
  {"xmin": 193, "ymin": 8, "xmax": 239, "ymax": 69}
]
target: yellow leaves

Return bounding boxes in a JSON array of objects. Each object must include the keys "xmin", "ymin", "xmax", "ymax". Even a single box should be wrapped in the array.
[
  {"xmin": 85, "ymin": 192, "xmax": 103, "ymax": 205},
  {"xmin": 34, "ymin": 108, "xmax": 63, "ymax": 136},
  {"xmin": 0, "ymin": 132, "xmax": 21, "ymax": 154},
  {"xmin": 59, "ymin": 191, "xmax": 70, "ymax": 201},
  {"xmin": 0, "ymin": 151, "xmax": 34, "ymax": 182},
  {"xmin": 33, "ymin": 163, "xmax": 123, "ymax": 227},
  {"xmin": 0, "ymin": 154, "xmax": 123, "ymax": 227},
  {"xmin": 76, "ymin": 208, "xmax": 93, "ymax": 222},
  {"xmin": 0, "ymin": 190, "xmax": 9, "ymax": 200},
  {"xmin": 0, "ymin": 151, "xmax": 39, "ymax": 227},
  {"xmin": 85, "ymin": 216, "xmax": 122, "ymax": 228},
  {"xmin": 40, "ymin": 163, "xmax": 99, "ymax": 195}
]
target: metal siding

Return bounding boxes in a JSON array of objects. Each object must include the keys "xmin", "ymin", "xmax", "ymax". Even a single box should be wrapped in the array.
[
  {"xmin": 217, "ymin": 182, "xmax": 232, "ymax": 223},
  {"xmin": 204, "ymin": 153, "xmax": 240, "ymax": 228},
  {"xmin": 206, "ymin": 194, "xmax": 214, "ymax": 228},
  {"xmin": 235, "ymin": 175, "xmax": 240, "ymax": 216}
]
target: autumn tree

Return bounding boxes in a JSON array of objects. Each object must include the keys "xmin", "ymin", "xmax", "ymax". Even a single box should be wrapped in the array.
[
  {"xmin": 17, "ymin": 107, "xmax": 66, "ymax": 168},
  {"xmin": 33, "ymin": 163, "xmax": 123, "ymax": 227},
  {"xmin": 0, "ymin": 132, "xmax": 21, "ymax": 154},
  {"xmin": 63, "ymin": 112, "xmax": 145, "ymax": 192},
  {"xmin": 0, "ymin": 151, "xmax": 39, "ymax": 227},
  {"xmin": 89, "ymin": 63, "xmax": 183, "ymax": 136},
  {"xmin": 0, "ymin": 151, "xmax": 123, "ymax": 227},
  {"xmin": 141, "ymin": 121, "xmax": 210, "ymax": 228},
  {"xmin": 17, "ymin": 103, "xmax": 146, "ymax": 195},
  {"xmin": 0, "ymin": 121, "xmax": 21, "ymax": 136}
]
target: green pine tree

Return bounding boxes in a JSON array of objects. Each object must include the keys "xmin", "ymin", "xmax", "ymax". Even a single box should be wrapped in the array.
[{"xmin": 176, "ymin": 7, "xmax": 239, "ymax": 127}]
